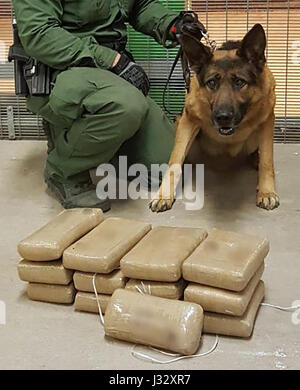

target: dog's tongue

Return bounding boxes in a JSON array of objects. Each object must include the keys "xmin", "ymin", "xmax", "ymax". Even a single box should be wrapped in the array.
[{"xmin": 219, "ymin": 127, "xmax": 234, "ymax": 136}]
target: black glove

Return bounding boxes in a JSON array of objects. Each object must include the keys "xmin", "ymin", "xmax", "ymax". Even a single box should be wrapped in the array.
[
  {"xmin": 169, "ymin": 11, "xmax": 207, "ymax": 43},
  {"xmin": 111, "ymin": 52, "xmax": 150, "ymax": 96}
]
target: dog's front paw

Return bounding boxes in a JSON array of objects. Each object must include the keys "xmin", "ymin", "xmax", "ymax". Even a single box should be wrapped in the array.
[
  {"xmin": 149, "ymin": 164, "xmax": 181, "ymax": 213},
  {"xmin": 256, "ymin": 191, "xmax": 280, "ymax": 210},
  {"xmin": 149, "ymin": 195, "xmax": 175, "ymax": 213}
]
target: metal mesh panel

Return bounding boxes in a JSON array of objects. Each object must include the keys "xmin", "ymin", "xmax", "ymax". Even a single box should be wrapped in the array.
[
  {"xmin": 0, "ymin": 94, "xmax": 44, "ymax": 139},
  {"xmin": 0, "ymin": 0, "xmax": 300, "ymax": 142},
  {"xmin": 0, "ymin": 0, "xmax": 45, "ymax": 139}
]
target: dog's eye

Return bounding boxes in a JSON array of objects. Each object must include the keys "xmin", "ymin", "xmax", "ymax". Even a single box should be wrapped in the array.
[
  {"xmin": 206, "ymin": 79, "xmax": 217, "ymax": 90},
  {"xmin": 233, "ymin": 78, "xmax": 247, "ymax": 88}
]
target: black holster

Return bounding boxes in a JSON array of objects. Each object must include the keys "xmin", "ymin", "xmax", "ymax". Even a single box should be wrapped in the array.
[{"xmin": 8, "ymin": 22, "xmax": 51, "ymax": 97}]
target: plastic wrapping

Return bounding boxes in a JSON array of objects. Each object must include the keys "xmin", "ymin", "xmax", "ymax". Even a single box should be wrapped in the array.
[
  {"xmin": 74, "ymin": 292, "xmax": 110, "ymax": 314},
  {"xmin": 125, "ymin": 278, "xmax": 186, "ymax": 300},
  {"xmin": 203, "ymin": 281, "xmax": 265, "ymax": 338},
  {"xmin": 183, "ymin": 229, "xmax": 269, "ymax": 291},
  {"xmin": 73, "ymin": 270, "xmax": 127, "ymax": 294},
  {"xmin": 18, "ymin": 259, "xmax": 73, "ymax": 285},
  {"xmin": 18, "ymin": 208, "xmax": 103, "ymax": 261},
  {"xmin": 27, "ymin": 282, "xmax": 76, "ymax": 304},
  {"xmin": 121, "ymin": 226, "xmax": 207, "ymax": 282},
  {"xmin": 63, "ymin": 218, "xmax": 151, "ymax": 274},
  {"xmin": 104, "ymin": 289, "xmax": 204, "ymax": 355},
  {"xmin": 184, "ymin": 264, "xmax": 264, "ymax": 316}
]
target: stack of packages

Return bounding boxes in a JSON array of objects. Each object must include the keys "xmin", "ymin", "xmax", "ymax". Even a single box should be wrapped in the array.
[
  {"xmin": 17, "ymin": 210, "xmax": 270, "ymax": 356},
  {"xmin": 17, "ymin": 209, "xmax": 103, "ymax": 304},
  {"xmin": 121, "ymin": 226, "xmax": 207, "ymax": 300},
  {"xmin": 63, "ymin": 217, "xmax": 151, "ymax": 314},
  {"xmin": 183, "ymin": 229, "xmax": 269, "ymax": 338}
]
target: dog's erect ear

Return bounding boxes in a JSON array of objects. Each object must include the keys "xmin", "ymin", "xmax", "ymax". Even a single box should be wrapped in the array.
[
  {"xmin": 237, "ymin": 24, "xmax": 266, "ymax": 70},
  {"xmin": 181, "ymin": 34, "xmax": 212, "ymax": 73}
]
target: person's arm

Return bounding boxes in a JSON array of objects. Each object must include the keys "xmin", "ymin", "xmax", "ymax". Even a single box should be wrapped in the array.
[
  {"xmin": 128, "ymin": 0, "xmax": 178, "ymax": 45},
  {"xmin": 12, "ymin": 0, "xmax": 117, "ymax": 70}
]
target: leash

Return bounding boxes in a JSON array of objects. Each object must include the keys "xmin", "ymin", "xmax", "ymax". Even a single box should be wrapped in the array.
[
  {"xmin": 162, "ymin": 46, "xmax": 186, "ymax": 116},
  {"xmin": 162, "ymin": 12, "xmax": 217, "ymax": 116}
]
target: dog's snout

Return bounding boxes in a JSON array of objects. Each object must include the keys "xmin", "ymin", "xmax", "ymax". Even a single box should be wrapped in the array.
[
  {"xmin": 215, "ymin": 111, "xmax": 234, "ymax": 122},
  {"xmin": 213, "ymin": 105, "xmax": 234, "ymax": 125}
]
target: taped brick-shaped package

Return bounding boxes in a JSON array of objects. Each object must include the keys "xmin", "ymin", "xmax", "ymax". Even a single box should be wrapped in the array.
[
  {"xmin": 203, "ymin": 281, "xmax": 265, "ymax": 338},
  {"xmin": 184, "ymin": 264, "xmax": 264, "ymax": 316},
  {"xmin": 63, "ymin": 218, "xmax": 151, "ymax": 274},
  {"xmin": 18, "ymin": 259, "xmax": 73, "ymax": 285},
  {"xmin": 183, "ymin": 229, "xmax": 269, "ymax": 291},
  {"xmin": 73, "ymin": 270, "xmax": 127, "ymax": 294},
  {"xmin": 125, "ymin": 279, "xmax": 186, "ymax": 300},
  {"xmin": 18, "ymin": 209, "xmax": 103, "ymax": 261},
  {"xmin": 121, "ymin": 226, "xmax": 207, "ymax": 282},
  {"xmin": 27, "ymin": 282, "xmax": 76, "ymax": 304},
  {"xmin": 74, "ymin": 292, "xmax": 110, "ymax": 314},
  {"xmin": 104, "ymin": 289, "xmax": 204, "ymax": 355}
]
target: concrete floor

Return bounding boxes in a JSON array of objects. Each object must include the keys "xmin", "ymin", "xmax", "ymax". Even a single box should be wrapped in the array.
[{"xmin": 0, "ymin": 140, "xmax": 299, "ymax": 370}]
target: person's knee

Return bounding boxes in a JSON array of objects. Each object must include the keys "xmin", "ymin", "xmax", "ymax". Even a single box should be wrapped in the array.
[
  {"xmin": 115, "ymin": 87, "xmax": 149, "ymax": 137},
  {"xmin": 49, "ymin": 69, "xmax": 95, "ymax": 121}
]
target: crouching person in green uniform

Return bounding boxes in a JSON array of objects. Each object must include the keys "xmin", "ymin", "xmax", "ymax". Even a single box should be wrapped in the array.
[{"xmin": 12, "ymin": 0, "xmax": 203, "ymax": 211}]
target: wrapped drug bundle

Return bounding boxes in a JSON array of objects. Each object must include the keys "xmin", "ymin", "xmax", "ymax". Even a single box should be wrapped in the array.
[
  {"xmin": 121, "ymin": 226, "xmax": 207, "ymax": 282},
  {"xmin": 104, "ymin": 289, "xmax": 204, "ymax": 355},
  {"xmin": 63, "ymin": 217, "xmax": 151, "ymax": 314},
  {"xmin": 17, "ymin": 209, "xmax": 104, "ymax": 304},
  {"xmin": 183, "ymin": 229, "xmax": 269, "ymax": 337}
]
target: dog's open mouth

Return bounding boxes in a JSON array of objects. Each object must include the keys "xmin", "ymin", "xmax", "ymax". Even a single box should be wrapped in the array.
[{"xmin": 219, "ymin": 127, "xmax": 235, "ymax": 136}]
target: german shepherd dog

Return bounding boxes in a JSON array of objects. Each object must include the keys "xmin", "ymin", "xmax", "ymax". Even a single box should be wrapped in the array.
[{"xmin": 150, "ymin": 24, "xmax": 279, "ymax": 212}]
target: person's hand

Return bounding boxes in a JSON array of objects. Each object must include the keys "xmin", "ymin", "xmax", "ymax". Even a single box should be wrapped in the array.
[
  {"xmin": 169, "ymin": 11, "xmax": 206, "ymax": 43},
  {"xmin": 110, "ymin": 52, "xmax": 150, "ymax": 96}
]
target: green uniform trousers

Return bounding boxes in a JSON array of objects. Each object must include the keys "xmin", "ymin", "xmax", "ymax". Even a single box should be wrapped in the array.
[{"xmin": 28, "ymin": 67, "xmax": 175, "ymax": 183}]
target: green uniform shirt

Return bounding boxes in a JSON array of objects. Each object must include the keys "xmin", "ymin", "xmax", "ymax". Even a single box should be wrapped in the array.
[{"xmin": 12, "ymin": 0, "xmax": 178, "ymax": 70}]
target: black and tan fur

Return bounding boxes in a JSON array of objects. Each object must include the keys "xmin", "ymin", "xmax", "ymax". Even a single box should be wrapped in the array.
[{"xmin": 150, "ymin": 24, "xmax": 279, "ymax": 212}]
